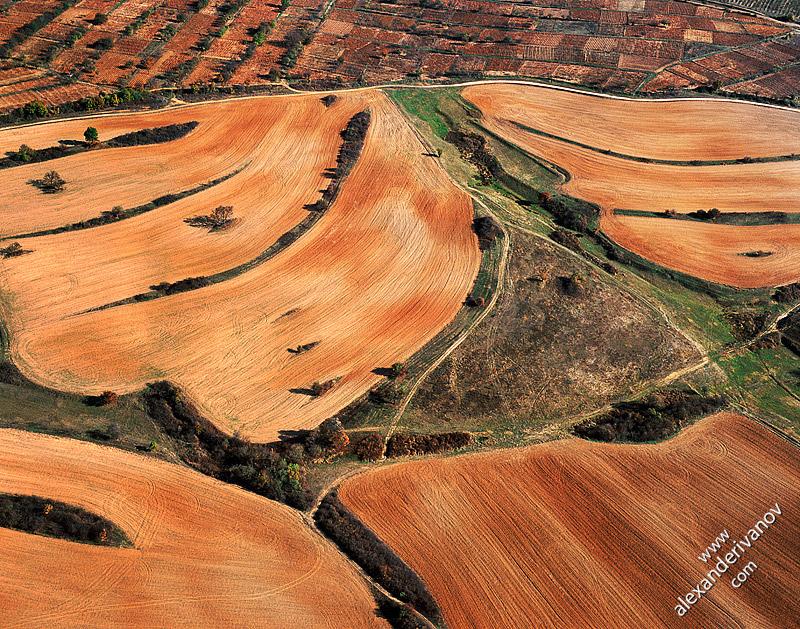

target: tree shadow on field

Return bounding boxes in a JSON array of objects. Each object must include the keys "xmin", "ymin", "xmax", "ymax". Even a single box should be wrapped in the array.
[
  {"xmin": 289, "ymin": 387, "xmax": 316, "ymax": 396},
  {"xmin": 371, "ymin": 367, "xmax": 396, "ymax": 377}
]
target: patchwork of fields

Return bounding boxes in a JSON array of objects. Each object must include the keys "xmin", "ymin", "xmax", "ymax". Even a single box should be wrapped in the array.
[
  {"xmin": 0, "ymin": 90, "xmax": 480, "ymax": 441},
  {"xmin": 0, "ymin": 55, "xmax": 798, "ymax": 627},
  {"xmin": 463, "ymin": 82, "xmax": 800, "ymax": 287},
  {"xmin": 0, "ymin": 0, "xmax": 797, "ymax": 114}
]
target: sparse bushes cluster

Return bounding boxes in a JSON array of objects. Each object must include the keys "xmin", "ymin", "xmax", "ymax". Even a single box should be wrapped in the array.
[
  {"xmin": 385, "ymin": 431, "xmax": 471, "ymax": 457},
  {"xmin": 539, "ymin": 191, "xmax": 599, "ymax": 233},
  {"xmin": 573, "ymin": 389, "xmax": 725, "ymax": 443},
  {"xmin": 354, "ymin": 432, "xmax": 385, "ymax": 461},
  {"xmin": 142, "ymin": 381, "xmax": 313, "ymax": 507},
  {"xmin": 314, "ymin": 491, "xmax": 443, "ymax": 625},
  {"xmin": 0, "ymin": 493, "xmax": 130, "ymax": 547},
  {"xmin": 473, "ymin": 215, "xmax": 502, "ymax": 250},
  {"xmin": 445, "ymin": 129, "xmax": 501, "ymax": 184},
  {"xmin": 773, "ymin": 282, "xmax": 800, "ymax": 303},
  {"xmin": 0, "ymin": 242, "xmax": 32, "ymax": 258},
  {"xmin": 185, "ymin": 205, "xmax": 235, "ymax": 231},
  {"xmin": 281, "ymin": 28, "xmax": 312, "ymax": 68},
  {"xmin": 2, "ymin": 88, "xmax": 159, "ymax": 124}
]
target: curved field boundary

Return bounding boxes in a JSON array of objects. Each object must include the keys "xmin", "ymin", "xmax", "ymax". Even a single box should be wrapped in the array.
[
  {"xmin": 340, "ymin": 412, "xmax": 800, "ymax": 628},
  {"xmin": 0, "ymin": 122, "xmax": 199, "ymax": 172},
  {"xmin": 3, "ymin": 91, "xmax": 480, "ymax": 442},
  {"xmin": 3, "ymin": 166, "xmax": 247, "ymax": 241},
  {"xmin": 0, "ymin": 492, "xmax": 132, "ymax": 547},
  {"xmin": 79, "ymin": 110, "xmax": 371, "ymax": 314},
  {"xmin": 510, "ymin": 120, "xmax": 800, "ymax": 167},
  {"xmin": 0, "ymin": 429, "xmax": 386, "ymax": 628}
]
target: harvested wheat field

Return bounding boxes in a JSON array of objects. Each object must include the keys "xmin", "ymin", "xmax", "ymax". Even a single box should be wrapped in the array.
[
  {"xmin": 463, "ymin": 83, "xmax": 800, "ymax": 162},
  {"xmin": 0, "ymin": 101, "xmax": 277, "ymax": 237},
  {"xmin": 340, "ymin": 413, "xmax": 800, "ymax": 628},
  {"xmin": 0, "ymin": 429, "xmax": 385, "ymax": 628},
  {"xmin": 1, "ymin": 91, "xmax": 480, "ymax": 441},
  {"xmin": 0, "ymin": 93, "xmax": 371, "ymax": 319},
  {"xmin": 463, "ymin": 83, "xmax": 800, "ymax": 287},
  {"xmin": 602, "ymin": 213, "xmax": 800, "ymax": 288}
]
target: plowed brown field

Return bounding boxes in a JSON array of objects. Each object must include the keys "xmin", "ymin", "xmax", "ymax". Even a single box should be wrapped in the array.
[
  {"xmin": 463, "ymin": 83, "xmax": 800, "ymax": 162},
  {"xmin": 602, "ymin": 213, "xmax": 800, "ymax": 288},
  {"xmin": 463, "ymin": 83, "xmax": 800, "ymax": 287},
  {"xmin": 0, "ymin": 429, "xmax": 385, "ymax": 628},
  {"xmin": 0, "ymin": 91, "xmax": 480, "ymax": 441},
  {"xmin": 340, "ymin": 413, "xmax": 800, "ymax": 628}
]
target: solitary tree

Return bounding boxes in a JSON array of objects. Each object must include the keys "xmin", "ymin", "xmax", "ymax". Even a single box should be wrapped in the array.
[
  {"xmin": 39, "ymin": 170, "xmax": 66, "ymax": 192},
  {"xmin": 84, "ymin": 126, "xmax": 99, "ymax": 144},
  {"xmin": 15, "ymin": 144, "xmax": 35, "ymax": 162}
]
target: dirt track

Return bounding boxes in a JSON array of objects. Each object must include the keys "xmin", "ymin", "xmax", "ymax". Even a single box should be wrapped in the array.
[
  {"xmin": 340, "ymin": 413, "xmax": 800, "ymax": 628},
  {"xmin": 0, "ymin": 429, "xmax": 385, "ymax": 628},
  {"xmin": 1, "ymin": 91, "xmax": 480, "ymax": 441}
]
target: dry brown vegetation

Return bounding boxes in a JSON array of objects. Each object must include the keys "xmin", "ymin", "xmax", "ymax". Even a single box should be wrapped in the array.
[
  {"xmin": 0, "ymin": 91, "xmax": 479, "ymax": 442},
  {"xmin": 463, "ymin": 83, "xmax": 800, "ymax": 287},
  {"xmin": 401, "ymin": 230, "xmax": 697, "ymax": 432},
  {"xmin": 0, "ymin": 429, "xmax": 386, "ymax": 627},
  {"xmin": 340, "ymin": 412, "xmax": 800, "ymax": 627}
]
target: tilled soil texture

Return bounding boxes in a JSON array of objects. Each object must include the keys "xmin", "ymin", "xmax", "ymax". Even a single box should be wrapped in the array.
[
  {"xmin": 340, "ymin": 412, "xmax": 800, "ymax": 628},
  {"xmin": 0, "ymin": 91, "xmax": 480, "ymax": 442},
  {"xmin": 463, "ymin": 83, "xmax": 800, "ymax": 288},
  {"xmin": 0, "ymin": 429, "xmax": 386, "ymax": 628}
]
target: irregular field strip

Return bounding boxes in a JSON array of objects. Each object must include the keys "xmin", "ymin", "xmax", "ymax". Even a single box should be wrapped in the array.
[
  {"xmin": 2, "ymin": 91, "xmax": 480, "ymax": 442},
  {"xmin": 461, "ymin": 82, "xmax": 800, "ymax": 288},
  {"xmin": 0, "ymin": 429, "xmax": 385, "ymax": 628}
]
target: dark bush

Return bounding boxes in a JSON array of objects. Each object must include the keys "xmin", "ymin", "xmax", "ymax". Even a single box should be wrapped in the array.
[
  {"xmin": 305, "ymin": 417, "xmax": 349, "ymax": 460},
  {"xmin": 539, "ymin": 191, "xmax": 599, "ymax": 233},
  {"xmin": 573, "ymin": 389, "xmax": 724, "ymax": 443},
  {"xmin": 0, "ymin": 493, "xmax": 131, "ymax": 546},
  {"xmin": 150, "ymin": 276, "xmax": 211, "ymax": 295},
  {"xmin": 83, "ymin": 390, "xmax": 119, "ymax": 406},
  {"xmin": 0, "ymin": 242, "xmax": 32, "ymax": 258},
  {"xmin": 32, "ymin": 170, "xmax": 66, "ymax": 193},
  {"xmin": 90, "ymin": 37, "xmax": 113, "ymax": 50},
  {"xmin": 184, "ymin": 205, "xmax": 235, "ymax": 231},
  {"xmin": 142, "ymin": 381, "xmax": 312, "ymax": 508},
  {"xmin": 315, "ymin": 491, "xmax": 443, "ymax": 624},
  {"xmin": 688, "ymin": 208, "xmax": 722, "ymax": 221},
  {"xmin": 310, "ymin": 378, "xmax": 340, "ymax": 396},
  {"xmin": 354, "ymin": 432, "xmax": 385, "ymax": 461},
  {"xmin": 106, "ymin": 121, "xmax": 198, "ymax": 147},
  {"xmin": 558, "ymin": 273, "xmax": 583, "ymax": 296},
  {"xmin": 320, "ymin": 94, "xmax": 338, "ymax": 107},
  {"xmin": 473, "ymin": 215, "xmax": 502, "ymax": 250},
  {"xmin": 385, "ymin": 431, "xmax": 472, "ymax": 457},
  {"xmin": 774, "ymin": 282, "xmax": 800, "ymax": 303}
]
